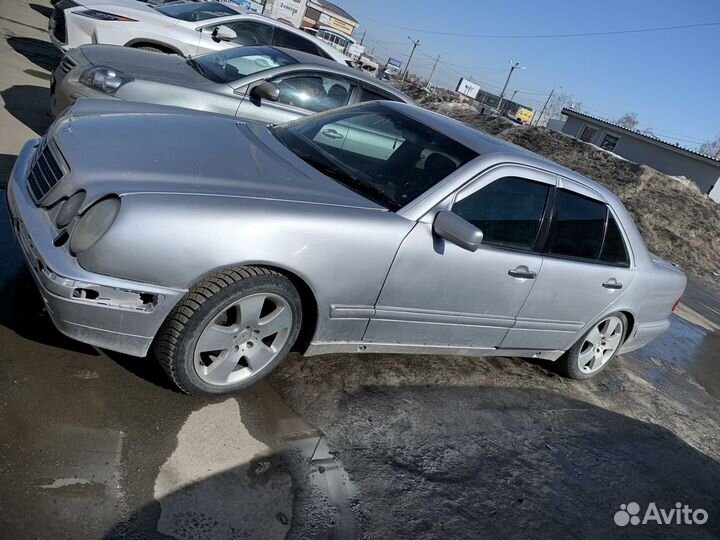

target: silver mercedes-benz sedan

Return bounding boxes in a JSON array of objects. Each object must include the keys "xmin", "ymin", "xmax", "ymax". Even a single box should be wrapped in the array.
[
  {"xmin": 51, "ymin": 44, "xmax": 411, "ymax": 122},
  {"xmin": 7, "ymin": 99, "xmax": 686, "ymax": 395}
]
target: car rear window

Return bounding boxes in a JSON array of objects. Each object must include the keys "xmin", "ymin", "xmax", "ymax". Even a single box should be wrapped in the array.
[
  {"xmin": 156, "ymin": 2, "xmax": 237, "ymax": 21},
  {"xmin": 546, "ymin": 189, "xmax": 608, "ymax": 260},
  {"xmin": 600, "ymin": 214, "xmax": 629, "ymax": 265}
]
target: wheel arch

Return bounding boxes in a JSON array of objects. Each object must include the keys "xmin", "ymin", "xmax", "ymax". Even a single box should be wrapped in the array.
[
  {"xmin": 124, "ymin": 39, "xmax": 184, "ymax": 56},
  {"xmin": 192, "ymin": 262, "xmax": 320, "ymax": 354}
]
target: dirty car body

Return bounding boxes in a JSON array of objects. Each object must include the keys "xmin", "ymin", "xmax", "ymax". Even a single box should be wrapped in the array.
[
  {"xmin": 7, "ymin": 99, "xmax": 686, "ymax": 392},
  {"xmin": 51, "ymin": 44, "xmax": 411, "ymax": 121}
]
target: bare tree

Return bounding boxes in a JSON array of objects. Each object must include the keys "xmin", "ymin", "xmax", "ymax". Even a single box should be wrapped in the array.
[
  {"xmin": 698, "ymin": 134, "xmax": 720, "ymax": 158},
  {"xmin": 536, "ymin": 92, "xmax": 578, "ymax": 127},
  {"xmin": 616, "ymin": 112, "xmax": 639, "ymax": 130}
]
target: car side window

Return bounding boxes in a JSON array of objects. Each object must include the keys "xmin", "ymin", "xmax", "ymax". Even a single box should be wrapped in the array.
[
  {"xmin": 599, "ymin": 214, "xmax": 629, "ymax": 266},
  {"xmin": 452, "ymin": 177, "xmax": 550, "ymax": 252},
  {"xmin": 273, "ymin": 29, "xmax": 322, "ymax": 56},
  {"xmin": 359, "ymin": 87, "xmax": 398, "ymax": 102},
  {"xmin": 545, "ymin": 189, "xmax": 607, "ymax": 260},
  {"xmin": 268, "ymin": 73, "xmax": 353, "ymax": 112},
  {"xmin": 204, "ymin": 21, "xmax": 274, "ymax": 46}
]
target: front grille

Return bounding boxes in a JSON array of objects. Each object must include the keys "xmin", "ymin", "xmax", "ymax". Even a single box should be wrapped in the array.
[
  {"xmin": 27, "ymin": 138, "xmax": 66, "ymax": 202},
  {"xmin": 51, "ymin": 0, "xmax": 78, "ymax": 44}
]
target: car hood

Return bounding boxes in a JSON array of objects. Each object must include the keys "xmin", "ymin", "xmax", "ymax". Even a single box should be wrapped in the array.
[
  {"xmin": 45, "ymin": 100, "xmax": 382, "ymax": 211},
  {"xmin": 77, "ymin": 45, "xmax": 214, "ymax": 87}
]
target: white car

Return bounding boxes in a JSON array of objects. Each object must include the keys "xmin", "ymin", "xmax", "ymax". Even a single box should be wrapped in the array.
[{"xmin": 49, "ymin": 0, "xmax": 351, "ymax": 64}]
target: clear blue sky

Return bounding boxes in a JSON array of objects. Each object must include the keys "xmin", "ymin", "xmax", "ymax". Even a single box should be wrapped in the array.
[{"xmin": 337, "ymin": 0, "xmax": 720, "ymax": 149}]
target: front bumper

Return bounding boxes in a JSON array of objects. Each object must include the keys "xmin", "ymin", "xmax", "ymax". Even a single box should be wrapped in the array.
[{"xmin": 7, "ymin": 140, "xmax": 186, "ymax": 357}]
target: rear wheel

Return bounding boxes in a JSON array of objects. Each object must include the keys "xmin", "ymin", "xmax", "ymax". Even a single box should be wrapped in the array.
[
  {"xmin": 154, "ymin": 267, "xmax": 302, "ymax": 396},
  {"xmin": 554, "ymin": 313, "xmax": 627, "ymax": 380}
]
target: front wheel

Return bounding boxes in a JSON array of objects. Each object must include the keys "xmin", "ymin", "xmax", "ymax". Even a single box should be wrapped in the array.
[
  {"xmin": 554, "ymin": 313, "xmax": 627, "ymax": 380},
  {"xmin": 154, "ymin": 267, "xmax": 302, "ymax": 396}
]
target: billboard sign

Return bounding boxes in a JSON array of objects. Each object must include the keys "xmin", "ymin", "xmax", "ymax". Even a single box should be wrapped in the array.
[
  {"xmin": 456, "ymin": 78, "xmax": 480, "ymax": 99},
  {"xmin": 271, "ymin": 0, "xmax": 307, "ymax": 28},
  {"xmin": 387, "ymin": 57, "xmax": 403, "ymax": 70}
]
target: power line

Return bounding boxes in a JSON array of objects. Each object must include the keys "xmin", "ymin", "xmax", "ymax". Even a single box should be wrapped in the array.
[{"xmin": 354, "ymin": 16, "xmax": 720, "ymax": 39}]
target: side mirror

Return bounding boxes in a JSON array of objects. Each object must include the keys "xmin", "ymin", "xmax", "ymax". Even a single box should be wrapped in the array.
[
  {"xmin": 250, "ymin": 81, "xmax": 280, "ymax": 102},
  {"xmin": 432, "ymin": 211, "xmax": 483, "ymax": 252},
  {"xmin": 212, "ymin": 25, "xmax": 237, "ymax": 42}
]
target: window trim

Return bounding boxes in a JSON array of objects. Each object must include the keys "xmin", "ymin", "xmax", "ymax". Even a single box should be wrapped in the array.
[
  {"xmin": 578, "ymin": 124, "xmax": 598, "ymax": 144},
  {"xmin": 536, "ymin": 187, "xmax": 632, "ymax": 268},
  {"xmin": 443, "ymin": 170, "xmax": 632, "ymax": 268},
  {"xmin": 599, "ymin": 132, "xmax": 621, "ymax": 152}
]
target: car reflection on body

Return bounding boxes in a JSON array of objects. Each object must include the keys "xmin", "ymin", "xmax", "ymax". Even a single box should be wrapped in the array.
[{"xmin": 7, "ymin": 99, "xmax": 685, "ymax": 395}]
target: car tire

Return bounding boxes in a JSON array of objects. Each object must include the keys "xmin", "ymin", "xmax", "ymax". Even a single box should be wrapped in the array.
[
  {"xmin": 154, "ymin": 267, "xmax": 302, "ymax": 396},
  {"xmin": 553, "ymin": 312, "xmax": 628, "ymax": 380},
  {"xmin": 136, "ymin": 46, "xmax": 165, "ymax": 54}
]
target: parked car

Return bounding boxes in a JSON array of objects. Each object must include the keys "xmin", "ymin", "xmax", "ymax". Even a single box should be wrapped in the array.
[
  {"xmin": 8, "ymin": 99, "xmax": 686, "ymax": 395},
  {"xmin": 51, "ymin": 44, "xmax": 411, "ymax": 122},
  {"xmin": 49, "ymin": 0, "xmax": 349, "ymax": 63}
]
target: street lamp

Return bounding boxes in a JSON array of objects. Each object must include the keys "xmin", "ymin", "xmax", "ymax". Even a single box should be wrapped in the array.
[{"xmin": 497, "ymin": 60, "xmax": 525, "ymax": 112}]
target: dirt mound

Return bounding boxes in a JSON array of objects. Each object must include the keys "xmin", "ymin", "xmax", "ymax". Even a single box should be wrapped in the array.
[{"xmin": 425, "ymin": 102, "xmax": 516, "ymax": 135}]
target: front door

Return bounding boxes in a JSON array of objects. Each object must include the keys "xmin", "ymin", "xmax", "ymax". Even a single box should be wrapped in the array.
[
  {"xmin": 500, "ymin": 181, "xmax": 637, "ymax": 351},
  {"xmin": 364, "ymin": 168, "xmax": 557, "ymax": 350},
  {"xmin": 235, "ymin": 71, "xmax": 354, "ymax": 124}
]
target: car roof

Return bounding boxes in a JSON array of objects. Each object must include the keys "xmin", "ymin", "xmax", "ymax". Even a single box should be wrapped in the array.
[
  {"xmin": 189, "ymin": 11, "xmax": 349, "ymax": 63},
  {"xmin": 269, "ymin": 47, "xmax": 413, "ymax": 103},
  {"xmin": 378, "ymin": 102, "xmax": 621, "ymax": 202}
]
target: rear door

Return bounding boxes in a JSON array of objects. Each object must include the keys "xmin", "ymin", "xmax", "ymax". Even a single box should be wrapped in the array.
[{"xmin": 500, "ymin": 179, "xmax": 636, "ymax": 351}]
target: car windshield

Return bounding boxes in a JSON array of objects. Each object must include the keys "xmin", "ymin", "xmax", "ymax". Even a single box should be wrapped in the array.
[
  {"xmin": 155, "ymin": 2, "xmax": 237, "ymax": 21},
  {"xmin": 189, "ymin": 46, "xmax": 296, "ymax": 83},
  {"xmin": 271, "ymin": 103, "xmax": 478, "ymax": 210}
]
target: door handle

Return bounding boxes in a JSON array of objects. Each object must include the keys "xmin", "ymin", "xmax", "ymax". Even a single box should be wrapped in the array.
[
  {"xmin": 322, "ymin": 128, "xmax": 344, "ymax": 140},
  {"xmin": 602, "ymin": 280, "xmax": 623, "ymax": 290},
  {"xmin": 508, "ymin": 267, "xmax": 537, "ymax": 280}
]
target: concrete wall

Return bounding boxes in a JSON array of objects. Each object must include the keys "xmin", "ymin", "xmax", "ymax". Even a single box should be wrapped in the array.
[{"xmin": 562, "ymin": 116, "xmax": 720, "ymax": 195}]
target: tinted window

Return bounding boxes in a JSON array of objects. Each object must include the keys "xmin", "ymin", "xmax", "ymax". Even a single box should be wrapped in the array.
[
  {"xmin": 600, "ymin": 214, "xmax": 629, "ymax": 265},
  {"xmin": 157, "ymin": 2, "xmax": 237, "ymax": 21},
  {"xmin": 272, "ymin": 103, "xmax": 478, "ymax": 210},
  {"xmin": 191, "ymin": 46, "xmax": 295, "ymax": 83},
  {"xmin": 452, "ymin": 178, "xmax": 550, "ymax": 252},
  {"xmin": 269, "ymin": 73, "xmax": 353, "ymax": 112},
  {"xmin": 546, "ymin": 190, "xmax": 607, "ymax": 260},
  {"xmin": 274, "ymin": 29, "xmax": 322, "ymax": 56},
  {"xmin": 360, "ymin": 87, "xmax": 396, "ymax": 102}
]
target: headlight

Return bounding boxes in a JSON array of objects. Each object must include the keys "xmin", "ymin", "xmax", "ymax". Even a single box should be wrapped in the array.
[
  {"xmin": 75, "ymin": 9, "xmax": 137, "ymax": 21},
  {"xmin": 70, "ymin": 197, "xmax": 121, "ymax": 254},
  {"xmin": 79, "ymin": 67, "xmax": 133, "ymax": 94},
  {"xmin": 56, "ymin": 191, "xmax": 85, "ymax": 228}
]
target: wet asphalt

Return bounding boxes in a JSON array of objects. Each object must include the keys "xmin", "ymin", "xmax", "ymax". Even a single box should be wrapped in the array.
[{"xmin": 1, "ymin": 2, "xmax": 720, "ymax": 538}]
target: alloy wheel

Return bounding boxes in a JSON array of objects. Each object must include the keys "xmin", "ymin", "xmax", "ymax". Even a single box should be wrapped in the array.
[
  {"xmin": 576, "ymin": 316, "xmax": 624, "ymax": 374},
  {"xmin": 193, "ymin": 292, "xmax": 292, "ymax": 386}
]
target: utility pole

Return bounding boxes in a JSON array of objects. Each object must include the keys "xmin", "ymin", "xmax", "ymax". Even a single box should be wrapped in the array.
[
  {"xmin": 534, "ymin": 88, "xmax": 556, "ymax": 126},
  {"xmin": 497, "ymin": 60, "xmax": 524, "ymax": 112},
  {"xmin": 510, "ymin": 90, "xmax": 518, "ymax": 102},
  {"xmin": 426, "ymin": 53, "xmax": 441, "ymax": 89},
  {"xmin": 402, "ymin": 36, "xmax": 421, "ymax": 81},
  {"xmin": 360, "ymin": 30, "xmax": 366, "ymax": 45}
]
